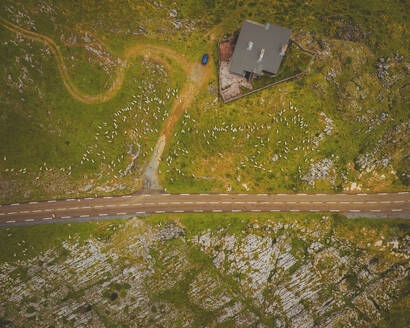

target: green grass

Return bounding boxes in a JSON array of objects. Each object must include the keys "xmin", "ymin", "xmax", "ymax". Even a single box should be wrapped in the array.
[
  {"xmin": 161, "ymin": 35, "xmax": 408, "ymax": 193},
  {"xmin": 0, "ymin": 0, "xmax": 408, "ymax": 201},
  {"xmin": 0, "ymin": 24, "xmax": 185, "ymax": 202},
  {"xmin": 0, "ymin": 220, "xmax": 125, "ymax": 262}
]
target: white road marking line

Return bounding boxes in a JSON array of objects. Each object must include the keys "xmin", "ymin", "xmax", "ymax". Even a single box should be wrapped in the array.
[
  {"xmin": 329, "ymin": 210, "xmax": 339, "ymax": 212},
  {"xmin": 352, "ymin": 202, "xmax": 364, "ymax": 204},
  {"xmin": 117, "ymin": 212, "xmax": 127, "ymax": 215},
  {"xmin": 42, "ymin": 218, "xmax": 52, "ymax": 220},
  {"xmin": 378, "ymin": 193, "xmax": 388, "ymax": 195},
  {"xmin": 219, "ymin": 194, "xmax": 229, "ymax": 196},
  {"xmin": 0, "ymin": 213, "xmax": 5, "ymax": 216},
  {"xmin": 29, "ymin": 201, "xmax": 38, "ymax": 204},
  {"xmin": 66, "ymin": 199, "xmax": 75, "ymax": 201},
  {"xmin": 232, "ymin": 209, "xmax": 241, "ymax": 212},
  {"xmin": 312, "ymin": 201, "xmax": 322, "ymax": 204},
  {"xmin": 393, "ymin": 200, "xmax": 405, "ymax": 203},
  {"xmin": 212, "ymin": 209, "xmax": 222, "ymax": 212},
  {"xmin": 392, "ymin": 209, "xmax": 402, "ymax": 212},
  {"xmin": 70, "ymin": 207, "xmax": 79, "ymax": 209},
  {"xmin": 270, "ymin": 209, "xmax": 280, "ymax": 212},
  {"xmin": 48, "ymin": 200, "xmax": 56, "ymax": 203},
  {"xmin": 251, "ymin": 209, "xmax": 261, "ymax": 212},
  {"xmin": 248, "ymin": 201, "xmax": 257, "ymax": 204},
  {"xmin": 366, "ymin": 201, "xmax": 377, "ymax": 204},
  {"xmin": 398, "ymin": 191, "xmax": 408, "ymax": 194},
  {"xmin": 122, "ymin": 195, "xmax": 132, "ymax": 198},
  {"xmin": 173, "ymin": 210, "xmax": 184, "ymax": 213},
  {"xmin": 290, "ymin": 209, "xmax": 300, "ymax": 212},
  {"xmin": 340, "ymin": 201, "xmax": 351, "ymax": 204},
  {"xmin": 287, "ymin": 201, "xmax": 296, "ymax": 204},
  {"xmin": 20, "ymin": 211, "xmax": 29, "ymax": 214},
  {"xmin": 272, "ymin": 202, "xmax": 283, "ymax": 204},
  {"xmin": 94, "ymin": 205, "xmax": 104, "ymax": 208},
  {"xmin": 142, "ymin": 194, "xmax": 151, "ymax": 197},
  {"xmin": 120, "ymin": 204, "xmax": 130, "ymax": 207},
  {"xmin": 357, "ymin": 193, "xmax": 367, "ymax": 196},
  {"xmin": 161, "ymin": 194, "xmax": 171, "ymax": 196},
  {"xmin": 62, "ymin": 216, "xmax": 71, "ymax": 219},
  {"xmin": 133, "ymin": 203, "xmax": 142, "ymax": 206},
  {"xmin": 260, "ymin": 201, "xmax": 269, "ymax": 204},
  {"xmin": 85, "ymin": 198, "xmax": 94, "ymax": 200},
  {"xmin": 310, "ymin": 210, "xmax": 320, "ymax": 212},
  {"xmin": 381, "ymin": 201, "xmax": 391, "ymax": 204},
  {"xmin": 81, "ymin": 206, "xmax": 91, "ymax": 209},
  {"xmin": 180, "ymin": 193, "xmax": 190, "ymax": 196},
  {"xmin": 222, "ymin": 201, "xmax": 232, "ymax": 204},
  {"xmin": 80, "ymin": 215, "xmax": 90, "ymax": 218},
  {"xmin": 55, "ymin": 208, "xmax": 66, "ymax": 211},
  {"xmin": 196, "ymin": 202, "xmax": 206, "ymax": 204},
  {"xmin": 277, "ymin": 194, "xmax": 287, "ymax": 196},
  {"xmin": 209, "ymin": 201, "xmax": 219, "ymax": 204},
  {"xmin": 296, "ymin": 193, "xmax": 307, "ymax": 196},
  {"xmin": 32, "ymin": 210, "xmax": 42, "ymax": 213},
  {"xmin": 11, "ymin": 203, "xmax": 20, "ymax": 206},
  {"xmin": 200, "ymin": 193, "xmax": 209, "ymax": 196},
  {"xmin": 6, "ymin": 220, "xmax": 16, "ymax": 223},
  {"xmin": 336, "ymin": 194, "xmax": 347, "ymax": 196},
  {"xmin": 316, "ymin": 193, "xmax": 326, "ymax": 196},
  {"xmin": 326, "ymin": 201, "xmax": 337, "ymax": 204},
  {"xmin": 99, "ymin": 214, "xmax": 108, "ymax": 216},
  {"xmin": 235, "ymin": 201, "xmax": 245, "ymax": 204},
  {"xmin": 135, "ymin": 211, "xmax": 146, "ymax": 214},
  {"xmin": 158, "ymin": 202, "xmax": 168, "ymax": 205},
  {"xmin": 8, "ymin": 212, "xmax": 17, "ymax": 215},
  {"xmin": 25, "ymin": 219, "xmax": 34, "ymax": 222},
  {"xmin": 350, "ymin": 210, "xmax": 361, "ymax": 212},
  {"xmin": 370, "ymin": 210, "xmax": 381, "ymax": 212},
  {"xmin": 171, "ymin": 202, "xmax": 180, "ymax": 205},
  {"xmin": 155, "ymin": 211, "xmax": 165, "ymax": 214},
  {"xmin": 239, "ymin": 194, "xmax": 248, "ymax": 196},
  {"xmin": 184, "ymin": 201, "xmax": 193, "ymax": 204},
  {"xmin": 194, "ymin": 209, "xmax": 204, "ymax": 212},
  {"xmin": 300, "ymin": 202, "xmax": 310, "ymax": 204},
  {"xmin": 104, "ymin": 196, "xmax": 112, "ymax": 199},
  {"xmin": 106, "ymin": 204, "xmax": 115, "ymax": 207},
  {"xmin": 257, "ymin": 193, "xmax": 268, "ymax": 196}
]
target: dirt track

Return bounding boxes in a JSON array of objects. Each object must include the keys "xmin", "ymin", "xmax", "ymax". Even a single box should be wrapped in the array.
[{"xmin": 0, "ymin": 18, "xmax": 203, "ymax": 105}]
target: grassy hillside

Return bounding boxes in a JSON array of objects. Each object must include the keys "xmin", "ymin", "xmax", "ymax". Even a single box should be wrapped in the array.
[
  {"xmin": 0, "ymin": 0, "xmax": 408, "ymax": 202},
  {"xmin": 0, "ymin": 213, "xmax": 408, "ymax": 327}
]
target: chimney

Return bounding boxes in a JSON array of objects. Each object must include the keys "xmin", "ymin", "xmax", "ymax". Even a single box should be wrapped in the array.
[
  {"xmin": 258, "ymin": 48, "xmax": 265, "ymax": 62},
  {"xmin": 280, "ymin": 43, "xmax": 288, "ymax": 56},
  {"xmin": 247, "ymin": 41, "xmax": 254, "ymax": 51}
]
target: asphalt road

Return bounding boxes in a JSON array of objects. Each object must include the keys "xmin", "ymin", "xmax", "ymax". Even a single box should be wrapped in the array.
[{"xmin": 0, "ymin": 191, "xmax": 409, "ymax": 227}]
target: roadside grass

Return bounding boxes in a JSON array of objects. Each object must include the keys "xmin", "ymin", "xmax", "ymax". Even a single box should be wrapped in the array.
[{"xmin": 0, "ymin": 220, "xmax": 125, "ymax": 263}]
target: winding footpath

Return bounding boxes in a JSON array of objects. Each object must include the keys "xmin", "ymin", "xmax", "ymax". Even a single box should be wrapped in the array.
[{"xmin": 0, "ymin": 18, "xmax": 197, "ymax": 104}]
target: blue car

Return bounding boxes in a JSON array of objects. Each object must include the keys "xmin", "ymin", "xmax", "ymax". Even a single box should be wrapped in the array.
[{"xmin": 202, "ymin": 54, "xmax": 209, "ymax": 65}]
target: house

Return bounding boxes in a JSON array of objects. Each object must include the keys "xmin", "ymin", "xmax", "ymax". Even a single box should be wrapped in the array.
[{"xmin": 229, "ymin": 20, "xmax": 292, "ymax": 78}]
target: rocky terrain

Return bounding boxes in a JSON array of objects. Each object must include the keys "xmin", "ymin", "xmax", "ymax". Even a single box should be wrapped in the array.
[{"xmin": 0, "ymin": 213, "xmax": 408, "ymax": 327}]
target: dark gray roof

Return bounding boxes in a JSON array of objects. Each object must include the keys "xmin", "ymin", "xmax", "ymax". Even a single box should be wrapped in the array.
[{"xmin": 230, "ymin": 20, "xmax": 291, "ymax": 76}]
